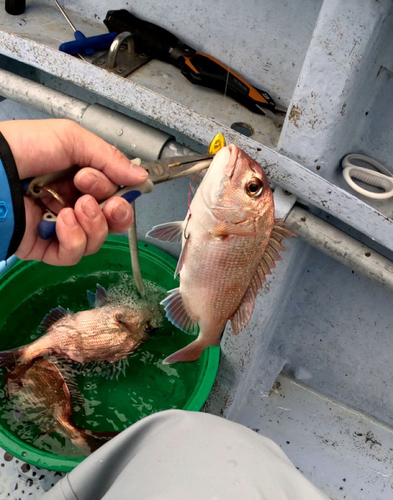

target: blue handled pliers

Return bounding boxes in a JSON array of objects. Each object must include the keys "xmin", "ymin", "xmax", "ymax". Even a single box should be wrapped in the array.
[{"xmin": 23, "ymin": 155, "xmax": 213, "ymax": 240}]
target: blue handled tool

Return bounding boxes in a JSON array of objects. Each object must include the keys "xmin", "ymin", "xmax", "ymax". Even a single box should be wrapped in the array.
[
  {"xmin": 59, "ymin": 32, "xmax": 118, "ymax": 56},
  {"xmin": 24, "ymin": 155, "xmax": 213, "ymax": 240},
  {"xmin": 53, "ymin": 0, "xmax": 117, "ymax": 56}
]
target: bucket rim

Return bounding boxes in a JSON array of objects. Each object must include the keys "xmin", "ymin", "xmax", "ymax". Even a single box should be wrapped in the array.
[{"xmin": 0, "ymin": 236, "xmax": 220, "ymax": 471}]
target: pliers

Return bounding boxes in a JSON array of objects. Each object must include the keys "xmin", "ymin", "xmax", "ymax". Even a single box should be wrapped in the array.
[{"xmin": 23, "ymin": 154, "xmax": 214, "ymax": 240}]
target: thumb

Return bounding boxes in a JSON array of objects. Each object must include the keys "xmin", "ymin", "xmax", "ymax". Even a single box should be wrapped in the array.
[{"xmin": 0, "ymin": 119, "xmax": 148, "ymax": 186}]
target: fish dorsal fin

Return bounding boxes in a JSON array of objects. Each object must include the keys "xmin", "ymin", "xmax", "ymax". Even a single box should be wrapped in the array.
[
  {"xmin": 260, "ymin": 219, "xmax": 296, "ymax": 277},
  {"xmin": 146, "ymin": 221, "xmax": 184, "ymax": 243},
  {"xmin": 86, "ymin": 290, "xmax": 96, "ymax": 308},
  {"xmin": 230, "ymin": 220, "xmax": 295, "ymax": 335},
  {"xmin": 230, "ymin": 261, "xmax": 268, "ymax": 335},
  {"xmin": 38, "ymin": 306, "xmax": 69, "ymax": 333},
  {"xmin": 87, "ymin": 284, "xmax": 111, "ymax": 308},
  {"xmin": 95, "ymin": 285, "xmax": 111, "ymax": 307},
  {"xmin": 230, "ymin": 284, "xmax": 258, "ymax": 335},
  {"xmin": 160, "ymin": 288, "xmax": 198, "ymax": 335}
]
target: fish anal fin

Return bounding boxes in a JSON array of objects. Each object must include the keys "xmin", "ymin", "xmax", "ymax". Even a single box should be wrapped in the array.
[
  {"xmin": 209, "ymin": 222, "xmax": 255, "ymax": 238},
  {"xmin": 160, "ymin": 288, "xmax": 198, "ymax": 335},
  {"xmin": 38, "ymin": 306, "xmax": 69, "ymax": 333},
  {"xmin": 163, "ymin": 340, "xmax": 204, "ymax": 364},
  {"xmin": 146, "ymin": 221, "xmax": 184, "ymax": 243}
]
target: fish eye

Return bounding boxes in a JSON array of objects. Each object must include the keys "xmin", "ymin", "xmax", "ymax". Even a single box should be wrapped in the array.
[{"xmin": 246, "ymin": 177, "xmax": 264, "ymax": 197}]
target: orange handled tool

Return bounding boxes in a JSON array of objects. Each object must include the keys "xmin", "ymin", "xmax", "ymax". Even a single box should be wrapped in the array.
[{"xmin": 104, "ymin": 9, "xmax": 286, "ymax": 118}]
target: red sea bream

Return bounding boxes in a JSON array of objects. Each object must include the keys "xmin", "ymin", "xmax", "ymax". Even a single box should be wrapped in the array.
[{"xmin": 147, "ymin": 144, "xmax": 294, "ymax": 364}]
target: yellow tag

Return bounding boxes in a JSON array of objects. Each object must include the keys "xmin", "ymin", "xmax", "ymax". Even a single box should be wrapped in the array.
[{"xmin": 208, "ymin": 134, "xmax": 226, "ymax": 154}]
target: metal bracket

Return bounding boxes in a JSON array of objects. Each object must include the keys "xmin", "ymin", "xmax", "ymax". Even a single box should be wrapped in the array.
[
  {"xmin": 273, "ymin": 188, "xmax": 297, "ymax": 220},
  {"xmin": 92, "ymin": 31, "xmax": 151, "ymax": 77}
]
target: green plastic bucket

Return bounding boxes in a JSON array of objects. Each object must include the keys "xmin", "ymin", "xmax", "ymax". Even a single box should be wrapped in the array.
[{"xmin": 0, "ymin": 236, "xmax": 220, "ymax": 472}]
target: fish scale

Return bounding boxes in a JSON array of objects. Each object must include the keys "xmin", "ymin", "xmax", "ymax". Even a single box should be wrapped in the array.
[
  {"xmin": 0, "ymin": 284, "xmax": 159, "ymax": 373},
  {"xmin": 184, "ymin": 213, "xmax": 269, "ymax": 321}
]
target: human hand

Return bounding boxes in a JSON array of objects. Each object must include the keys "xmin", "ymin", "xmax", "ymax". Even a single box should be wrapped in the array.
[{"xmin": 0, "ymin": 119, "xmax": 148, "ymax": 265}]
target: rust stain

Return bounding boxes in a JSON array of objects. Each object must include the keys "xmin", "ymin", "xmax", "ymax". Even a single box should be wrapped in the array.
[{"xmin": 288, "ymin": 105, "xmax": 303, "ymax": 128}]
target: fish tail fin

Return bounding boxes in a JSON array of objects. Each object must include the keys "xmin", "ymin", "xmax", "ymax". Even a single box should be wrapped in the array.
[{"xmin": 163, "ymin": 339, "xmax": 206, "ymax": 365}]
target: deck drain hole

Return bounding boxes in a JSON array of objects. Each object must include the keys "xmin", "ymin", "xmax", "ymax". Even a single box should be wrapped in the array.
[{"xmin": 230, "ymin": 122, "xmax": 254, "ymax": 137}]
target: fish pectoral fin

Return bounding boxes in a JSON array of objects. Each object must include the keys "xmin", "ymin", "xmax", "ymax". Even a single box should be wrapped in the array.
[
  {"xmin": 209, "ymin": 222, "xmax": 255, "ymax": 238},
  {"xmin": 38, "ymin": 306, "xmax": 69, "ymax": 333},
  {"xmin": 146, "ymin": 221, "xmax": 184, "ymax": 243},
  {"xmin": 160, "ymin": 288, "xmax": 198, "ymax": 335}
]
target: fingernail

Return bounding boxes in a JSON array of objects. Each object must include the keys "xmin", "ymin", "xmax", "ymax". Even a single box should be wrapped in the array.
[
  {"xmin": 111, "ymin": 203, "xmax": 129, "ymax": 223},
  {"xmin": 130, "ymin": 163, "xmax": 148, "ymax": 181},
  {"xmin": 77, "ymin": 171, "xmax": 99, "ymax": 192},
  {"xmin": 82, "ymin": 197, "xmax": 101, "ymax": 220},
  {"xmin": 62, "ymin": 208, "xmax": 78, "ymax": 228}
]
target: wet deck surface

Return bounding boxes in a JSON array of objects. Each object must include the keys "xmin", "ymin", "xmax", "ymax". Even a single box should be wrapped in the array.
[
  {"xmin": 0, "ymin": 453, "xmax": 61, "ymax": 499},
  {"xmin": 206, "ymin": 375, "xmax": 393, "ymax": 500},
  {"xmin": 1, "ymin": 374, "xmax": 391, "ymax": 499}
]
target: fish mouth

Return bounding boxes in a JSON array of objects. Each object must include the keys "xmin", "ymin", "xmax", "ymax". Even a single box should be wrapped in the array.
[
  {"xmin": 201, "ymin": 144, "xmax": 240, "ymax": 211},
  {"xmin": 203, "ymin": 144, "xmax": 239, "ymax": 181},
  {"xmin": 226, "ymin": 144, "xmax": 240, "ymax": 179}
]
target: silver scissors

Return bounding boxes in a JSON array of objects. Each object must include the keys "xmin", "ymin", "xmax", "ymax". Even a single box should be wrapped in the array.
[{"xmin": 342, "ymin": 154, "xmax": 393, "ymax": 200}]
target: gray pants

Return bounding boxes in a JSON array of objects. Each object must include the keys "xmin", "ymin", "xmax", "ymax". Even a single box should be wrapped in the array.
[{"xmin": 43, "ymin": 410, "xmax": 328, "ymax": 500}]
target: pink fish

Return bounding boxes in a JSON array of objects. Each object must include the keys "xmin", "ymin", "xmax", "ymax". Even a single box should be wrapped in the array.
[
  {"xmin": 147, "ymin": 144, "xmax": 294, "ymax": 364},
  {"xmin": 0, "ymin": 285, "xmax": 158, "ymax": 370}
]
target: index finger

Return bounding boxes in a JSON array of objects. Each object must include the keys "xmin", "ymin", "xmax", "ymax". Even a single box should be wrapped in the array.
[
  {"xmin": 0, "ymin": 119, "xmax": 148, "ymax": 186},
  {"xmin": 66, "ymin": 122, "xmax": 148, "ymax": 186}
]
